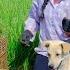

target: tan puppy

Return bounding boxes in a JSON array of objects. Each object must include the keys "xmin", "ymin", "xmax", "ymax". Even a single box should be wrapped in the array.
[{"xmin": 40, "ymin": 40, "xmax": 70, "ymax": 70}]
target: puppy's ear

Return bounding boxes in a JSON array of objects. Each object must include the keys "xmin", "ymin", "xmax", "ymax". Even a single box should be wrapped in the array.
[
  {"xmin": 61, "ymin": 43, "xmax": 70, "ymax": 54},
  {"xmin": 45, "ymin": 43, "xmax": 49, "ymax": 48},
  {"xmin": 41, "ymin": 43, "xmax": 49, "ymax": 48},
  {"xmin": 40, "ymin": 41, "xmax": 50, "ymax": 48}
]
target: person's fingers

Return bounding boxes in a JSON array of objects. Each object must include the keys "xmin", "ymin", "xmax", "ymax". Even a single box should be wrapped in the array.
[
  {"xmin": 64, "ymin": 32, "xmax": 70, "ymax": 37},
  {"xmin": 20, "ymin": 39, "xmax": 30, "ymax": 47}
]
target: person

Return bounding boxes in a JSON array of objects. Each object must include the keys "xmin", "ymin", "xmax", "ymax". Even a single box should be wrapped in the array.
[{"xmin": 20, "ymin": 0, "xmax": 70, "ymax": 70}]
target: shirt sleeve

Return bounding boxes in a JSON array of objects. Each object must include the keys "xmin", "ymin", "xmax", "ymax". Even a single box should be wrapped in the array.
[
  {"xmin": 64, "ymin": 0, "xmax": 70, "ymax": 19},
  {"xmin": 24, "ymin": 0, "xmax": 40, "ymax": 41}
]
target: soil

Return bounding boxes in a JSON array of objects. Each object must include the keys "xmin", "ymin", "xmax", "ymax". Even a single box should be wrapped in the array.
[{"xmin": 0, "ymin": 37, "xmax": 8, "ymax": 70}]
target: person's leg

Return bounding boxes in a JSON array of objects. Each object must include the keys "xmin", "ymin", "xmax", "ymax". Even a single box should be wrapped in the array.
[{"xmin": 34, "ymin": 54, "xmax": 50, "ymax": 70}]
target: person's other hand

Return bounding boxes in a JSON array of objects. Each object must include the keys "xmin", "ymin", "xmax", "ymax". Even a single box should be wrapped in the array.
[{"xmin": 20, "ymin": 30, "xmax": 33, "ymax": 47}]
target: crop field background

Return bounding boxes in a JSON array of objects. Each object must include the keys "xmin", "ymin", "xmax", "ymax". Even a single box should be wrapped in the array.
[{"xmin": 0, "ymin": 0, "xmax": 39, "ymax": 70}]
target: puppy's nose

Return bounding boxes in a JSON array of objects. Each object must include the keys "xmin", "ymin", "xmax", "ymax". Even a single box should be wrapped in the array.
[{"xmin": 49, "ymin": 65, "xmax": 54, "ymax": 69}]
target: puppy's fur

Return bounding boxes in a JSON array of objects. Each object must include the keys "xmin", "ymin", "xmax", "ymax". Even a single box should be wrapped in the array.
[{"xmin": 40, "ymin": 40, "xmax": 70, "ymax": 70}]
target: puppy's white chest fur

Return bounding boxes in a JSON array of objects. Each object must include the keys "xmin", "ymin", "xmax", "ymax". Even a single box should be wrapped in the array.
[{"xmin": 58, "ymin": 55, "xmax": 70, "ymax": 70}]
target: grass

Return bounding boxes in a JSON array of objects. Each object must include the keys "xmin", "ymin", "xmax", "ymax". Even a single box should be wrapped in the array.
[{"xmin": 0, "ymin": 0, "xmax": 39, "ymax": 70}]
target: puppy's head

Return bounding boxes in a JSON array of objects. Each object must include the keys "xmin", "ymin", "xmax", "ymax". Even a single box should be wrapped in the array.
[{"xmin": 41, "ymin": 40, "xmax": 70, "ymax": 69}]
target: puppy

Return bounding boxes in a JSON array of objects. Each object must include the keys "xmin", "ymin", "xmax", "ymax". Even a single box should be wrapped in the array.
[{"xmin": 40, "ymin": 40, "xmax": 70, "ymax": 70}]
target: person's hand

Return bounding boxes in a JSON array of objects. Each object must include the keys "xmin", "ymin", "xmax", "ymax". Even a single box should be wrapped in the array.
[
  {"xmin": 20, "ymin": 30, "xmax": 33, "ymax": 47},
  {"xmin": 64, "ymin": 32, "xmax": 70, "ymax": 37},
  {"xmin": 62, "ymin": 18, "xmax": 70, "ymax": 37}
]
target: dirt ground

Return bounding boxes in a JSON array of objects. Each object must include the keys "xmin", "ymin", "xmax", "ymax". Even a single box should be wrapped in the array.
[{"xmin": 0, "ymin": 37, "xmax": 8, "ymax": 70}]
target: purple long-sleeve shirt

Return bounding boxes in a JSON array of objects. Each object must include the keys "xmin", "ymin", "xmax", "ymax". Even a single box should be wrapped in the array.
[{"xmin": 24, "ymin": 0, "xmax": 70, "ymax": 56}]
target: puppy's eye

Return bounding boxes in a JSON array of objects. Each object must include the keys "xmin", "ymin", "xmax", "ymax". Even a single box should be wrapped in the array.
[
  {"xmin": 56, "ymin": 54, "xmax": 60, "ymax": 56},
  {"xmin": 48, "ymin": 53, "xmax": 50, "ymax": 57}
]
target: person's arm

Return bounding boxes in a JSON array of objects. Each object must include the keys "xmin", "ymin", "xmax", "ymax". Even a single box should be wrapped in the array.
[
  {"xmin": 62, "ymin": 0, "xmax": 70, "ymax": 37},
  {"xmin": 20, "ymin": 0, "xmax": 40, "ymax": 46}
]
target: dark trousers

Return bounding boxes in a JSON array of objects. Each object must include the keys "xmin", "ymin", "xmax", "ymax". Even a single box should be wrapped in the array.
[{"xmin": 34, "ymin": 54, "xmax": 50, "ymax": 70}]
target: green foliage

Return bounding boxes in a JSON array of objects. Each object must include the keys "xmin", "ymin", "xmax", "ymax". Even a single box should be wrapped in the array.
[{"xmin": 0, "ymin": 0, "xmax": 39, "ymax": 70}]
